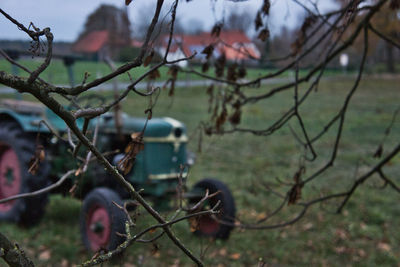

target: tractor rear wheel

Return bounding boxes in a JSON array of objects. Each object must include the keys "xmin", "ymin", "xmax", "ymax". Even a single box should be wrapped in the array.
[
  {"xmin": 80, "ymin": 187, "xmax": 128, "ymax": 252},
  {"xmin": 189, "ymin": 178, "xmax": 236, "ymax": 239},
  {"xmin": 0, "ymin": 121, "xmax": 49, "ymax": 226}
]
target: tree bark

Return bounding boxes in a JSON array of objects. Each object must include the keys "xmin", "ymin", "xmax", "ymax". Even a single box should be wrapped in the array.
[{"xmin": 0, "ymin": 233, "xmax": 34, "ymax": 267}]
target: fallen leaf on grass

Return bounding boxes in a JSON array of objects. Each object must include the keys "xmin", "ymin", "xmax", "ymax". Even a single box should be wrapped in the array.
[
  {"xmin": 334, "ymin": 246, "xmax": 347, "ymax": 254},
  {"xmin": 335, "ymin": 228, "xmax": 349, "ymax": 240},
  {"xmin": 302, "ymin": 222, "xmax": 313, "ymax": 231},
  {"xmin": 152, "ymin": 251, "xmax": 161, "ymax": 258},
  {"xmin": 218, "ymin": 248, "xmax": 227, "ymax": 256},
  {"xmin": 229, "ymin": 253, "xmax": 241, "ymax": 260},
  {"xmin": 61, "ymin": 259, "xmax": 69, "ymax": 267},
  {"xmin": 377, "ymin": 242, "xmax": 391, "ymax": 252},
  {"xmin": 38, "ymin": 249, "xmax": 51, "ymax": 260},
  {"xmin": 360, "ymin": 222, "xmax": 367, "ymax": 230},
  {"xmin": 357, "ymin": 249, "xmax": 367, "ymax": 258}
]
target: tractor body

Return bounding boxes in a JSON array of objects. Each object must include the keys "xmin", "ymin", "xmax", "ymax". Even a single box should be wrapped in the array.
[
  {"xmin": 0, "ymin": 98, "xmax": 235, "ymax": 252},
  {"xmin": 0, "ymin": 99, "xmax": 188, "ymax": 206}
]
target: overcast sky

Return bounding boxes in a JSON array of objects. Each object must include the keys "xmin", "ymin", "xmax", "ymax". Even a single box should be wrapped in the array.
[{"xmin": 0, "ymin": 0, "xmax": 337, "ymax": 42}]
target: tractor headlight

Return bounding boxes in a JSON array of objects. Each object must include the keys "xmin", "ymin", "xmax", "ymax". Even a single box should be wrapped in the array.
[{"xmin": 174, "ymin": 127, "xmax": 182, "ymax": 138}]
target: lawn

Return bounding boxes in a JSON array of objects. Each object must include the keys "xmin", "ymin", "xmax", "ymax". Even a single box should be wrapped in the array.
[
  {"xmin": 0, "ymin": 75, "xmax": 399, "ymax": 266},
  {"xmin": 0, "ymin": 58, "xmax": 350, "ymax": 87}
]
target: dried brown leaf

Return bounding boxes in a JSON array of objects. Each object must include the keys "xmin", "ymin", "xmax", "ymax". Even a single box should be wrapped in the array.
[
  {"xmin": 204, "ymin": 126, "xmax": 213, "ymax": 136},
  {"xmin": 216, "ymin": 106, "xmax": 227, "ymax": 133},
  {"xmin": 230, "ymin": 253, "xmax": 241, "ymax": 260},
  {"xmin": 229, "ymin": 108, "xmax": 241, "ymax": 126},
  {"xmin": 238, "ymin": 65, "xmax": 247, "ymax": 78},
  {"xmin": 214, "ymin": 53, "xmax": 226, "ymax": 77},
  {"xmin": 202, "ymin": 61, "xmax": 209, "ymax": 73},
  {"xmin": 39, "ymin": 249, "xmax": 51, "ymax": 260},
  {"xmin": 373, "ymin": 144, "xmax": 383, "ymax": 158},
  {"xmin": 227, "ymin": 63, "xmax": 238, "ymax": 81},
  {"xmin": 301, "ymin": 15, "xmax": 317, "ymax": 34},
  {"xmin": 28, "ymin": 145, "xmax": 46, "ymax": 175},
  {"xmin": 291, "ymin": 37, "xmax": 304, "ymax": 56},
  {"xmin": 377, "ymin": 242, "xmax": 391, "ymax": 252},
  {"xmin": 143, "ymin": 49, "xmax": 154, "ymax": 67},
  {"xmin": 148, "ymin": 69, "xmax": 161, "ymax": 80},
  {"xmin": 201, "ymin": 44, "xmax": 214, "ymax": 59},
  {"xmin": 167, "ymin": 65, "xmax": 179, "ymax": 79},
  {"xmin": 288, "ymin": 183, "xmax": 303, "ymax": 205},
  {"xmin": 188, "ymin": 217, "xmax": 199, "ymax": 232},
  {"xmin": 168, "ymin": 79, "xmax": 175, "ymax": 97},
  {"xmin": 118, "ymin": 133, "xmax": 144, "ymax": 175},
  {"xmin": 255, "ymin": 11, "xmax": 263, "ymax": 31},
  {"xmin": 211, "ymin": 23, "xmax": 222, "ymax": 37},
  {"xmin": 262, "ymin": 0, "xmax": 271, "ymax": 15},
  {"xmin": 257, "ymin": 28, "xmax": 270, "ymax": 42}
]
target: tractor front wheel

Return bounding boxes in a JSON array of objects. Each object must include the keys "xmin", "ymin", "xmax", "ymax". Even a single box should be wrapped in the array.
[{"xmin": 80, "ymin": 187, "xmax": 128, "ymax": 252}]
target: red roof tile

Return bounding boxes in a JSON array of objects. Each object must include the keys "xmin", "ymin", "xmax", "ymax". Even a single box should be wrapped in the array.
[
  {"xmin": 161, "ymin": 30, "xmax": 260, "ymax": 60},
  {"xmin": 73, "ymin": 30, "xmax": 109, "ymax": 53}
]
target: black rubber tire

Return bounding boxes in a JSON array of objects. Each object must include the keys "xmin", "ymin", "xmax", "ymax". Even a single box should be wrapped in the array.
[
  {"xmin": 190, "ymin": 178, "xmax": 236, "ymax": 239},
  {"xmin": 0, "ymin": 121, "xmax": 50, "ymax": 226},
  {"xmin": 80, "ymin": 187, "xmax": 128, "ymax": 252}
]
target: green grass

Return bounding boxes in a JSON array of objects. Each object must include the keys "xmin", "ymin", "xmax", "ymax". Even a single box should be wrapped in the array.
[
  {"xmin": 0, "ymin": 59, "xmax": 353, "ymax": 87},
  {"xmin": 1, "ymin": 76, "xmax": 400, "ymax": 266}
]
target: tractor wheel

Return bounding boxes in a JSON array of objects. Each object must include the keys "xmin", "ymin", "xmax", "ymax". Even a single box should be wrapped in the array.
[
  {"xmin": 189, "ymin": 178, "xmax": 236, "ymax": 239},
  {"xmin": 80, "ymin": 187, "xmax": 128, "ymax": 252},
  {"xmin": 0, "ymin": 121, "xmax": 49, "ymax": 226}
]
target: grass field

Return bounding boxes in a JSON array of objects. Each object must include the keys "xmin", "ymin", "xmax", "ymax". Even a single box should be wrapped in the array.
[
  {"xmin": 0, "ymin": 75, "xmax": 399, "ymax": 266},
  {"xmin": 0, "ymin": 59, "xmax": 350, "ymax": 86}
]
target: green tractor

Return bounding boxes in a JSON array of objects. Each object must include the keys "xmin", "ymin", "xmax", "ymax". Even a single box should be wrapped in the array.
[{"xmin": 0, "ymin": 97, "xmax": 236, "ymax": 252}]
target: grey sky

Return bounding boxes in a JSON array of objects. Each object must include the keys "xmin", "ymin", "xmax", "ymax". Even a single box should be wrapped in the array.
[{"xmin": 0, "ymin": 0, "xmax": 337, "ymax": 42}]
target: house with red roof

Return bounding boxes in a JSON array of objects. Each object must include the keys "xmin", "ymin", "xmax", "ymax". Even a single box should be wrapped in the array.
[
  {"xmin": 157, "ymin": 30, "xmax": 260, "ymax": 67},
  {"xmin": 72, "ymin": 30, "xmax": 110, "ymax": 60},
  {"xmin": 73, "ymin": 30, "xmax": 134, "ymax": 61}
]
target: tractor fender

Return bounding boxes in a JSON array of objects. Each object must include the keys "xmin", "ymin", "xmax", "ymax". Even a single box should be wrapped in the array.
[{"xmin": 0, "ymin": 108, "xmax": 51, "ymax": 133}]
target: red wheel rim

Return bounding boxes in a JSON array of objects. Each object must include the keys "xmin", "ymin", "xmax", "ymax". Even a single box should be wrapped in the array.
[
  {"xmin": 0, "ymin": 143, "xmax": 21, "ymax": 212},
  {"xmin": 86, "ymin": 204, "xmax": 111, "ymax": 251},
  {"xmin": 197, "ymin": 214, "xmax": 220, "ymax": 235}
]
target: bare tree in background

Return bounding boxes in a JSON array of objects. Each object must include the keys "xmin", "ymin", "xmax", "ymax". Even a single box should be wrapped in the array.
[
  {"xmin": 0, "ymin": 0, "xmax": 400, "ymax": 266},
  {"xmin": 223, "ymin": 9, "xmax": 254, "ymax": 34}
]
